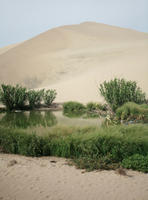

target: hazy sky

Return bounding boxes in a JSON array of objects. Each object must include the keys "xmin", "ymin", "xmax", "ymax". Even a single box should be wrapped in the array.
[{"xmin": 0, "ymin": 0, "xmax": 148, "ymax": 47}]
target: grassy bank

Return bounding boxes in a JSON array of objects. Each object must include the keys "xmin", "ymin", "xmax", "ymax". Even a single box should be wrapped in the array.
[{"xmin": 0, "ymin": 124, "xmax": 148, "ymax": 172}]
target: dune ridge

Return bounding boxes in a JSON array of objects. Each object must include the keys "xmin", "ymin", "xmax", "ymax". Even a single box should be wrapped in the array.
[{"xmin": 0, "ymin": 22, "xmax": 148, "ymax": 102}]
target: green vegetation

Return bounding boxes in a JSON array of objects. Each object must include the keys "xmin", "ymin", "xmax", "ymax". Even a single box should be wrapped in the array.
[
  {"xmin": 100, "ymin": 78, "xmax": 146, "ymax": 111},
  {"xmin": 121, "ymin": 154, "xmax": 148, "ymax": 173},
  {"xmin": 0, "ymin": 84, "xmax": 57, "ymax": 110},
  {"xmin": 0, "ymin": 79, "xmax": 148, "ymax": 173},
  {"xmin": 27, "ymin": 89, "xmax": 44, "ymax": 108},
  {"xmin": 0, "ymin": 84, "xmax": 27, "ymax": 111},
  {"xmin": 63, "ymin": 101, "xmax": 86, "ymax": 117},
  {"xmin": 0, "ymin": 124, "xmax": 148, "ymax": 172},
  {"xmin": 63, "ymin": 101, "xmax": 108, "ymax": 118},
  {"xmin": 43, "ymin": 89, "xmax": 57, "ymax": 106},
  {"xmin": 86, "ymin": 102, "xmax": 107, "ymax": 112},
  {"xmin": 116, "ymin": 102, "xmax": 148, "ymax": 123}
]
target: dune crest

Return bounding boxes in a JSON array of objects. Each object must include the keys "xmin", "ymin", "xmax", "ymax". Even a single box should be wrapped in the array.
[{"xmin": 0, "ymin": 22, "xmax": 148, "ymax": 102}]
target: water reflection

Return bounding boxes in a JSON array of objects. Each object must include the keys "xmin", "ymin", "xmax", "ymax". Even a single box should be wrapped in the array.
[
  {"xmin": 0, "ymin": 111, "xmax": 57, "ymax": 129},
  {"xmin": 0, "ymin": 111, "xmax": 103, "ymax": 131}
]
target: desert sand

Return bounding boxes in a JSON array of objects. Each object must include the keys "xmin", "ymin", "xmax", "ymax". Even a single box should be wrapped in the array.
[
  {"xmin": 0, "ymin": 153, "xmax": 148, "ymax": 200},
  {"xmin": 0, "ymin": 22, "xmax": 148, "ymax": 102}
]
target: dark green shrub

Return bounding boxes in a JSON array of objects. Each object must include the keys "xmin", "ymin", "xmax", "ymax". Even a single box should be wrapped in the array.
[
  {"xmin": 27, "ymin": 89, "xmax": 44, "ymax": 108},
  {"xmin": 97, "ymin": 103, "xmax": 108, "ymax": 111},
  {"xmin": 100, "ymin": 78, "xmax": 146, "ymax": 111},
  {"xmin": 63, "ymin": 101, "xmax": 86, "ymax": 117},
  {"xmin": 121, "ymin": 154, "xmax": 148, "ymax": 173},
  {"xmin": 0, "ymin": 124, "xmax": 148, "ymax": 172},
  {"xmin": 86, "ymin": 102, "xmax": 108, "ymax": 112},
  {"xmin": 0, "ymin": 88, "xmax": 2, "ymax": 102},
  {"xmin": 1, "ymin": 84, "xmax": 27, "ymax": 110},
  {"xmin": 116, "ymin": 102, "xmax": 148, "ymax": 122},
  {"xmin": 43, "ymin": 89, "xmax": 57, "ymax": 106},
  {"xmin": 86, "ymin": 102, "xmax": 98, "ymax": 112}
]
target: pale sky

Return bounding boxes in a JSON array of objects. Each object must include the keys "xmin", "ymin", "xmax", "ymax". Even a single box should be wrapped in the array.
[{"xmin": 0, "ymin": 0, "xmax": 148, "ymax": 47}]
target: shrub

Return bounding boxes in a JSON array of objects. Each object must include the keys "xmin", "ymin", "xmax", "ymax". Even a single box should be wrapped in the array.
[
  {"xmin": 99, "ymin": 78, "xmax": 146, "ymax": 111},
  {"xmin": 63, "ymin": 101, "xmax": 86, "ymax": 117},
  {"xmin": 0, "ymin": 124, "xmax": 148, "ymax": 172},
  {"xmin": 0, "ymin": 88, "xmax": 2, "ymax": 102},
  {"xmin": 0, "ymin": 84, "xmax": 27, "ymax": 111},
  {"xmin": 43, "ymin": 89, "xmax": 57, "ymax": 106},
  {"xmin": 86, "ymin": 102, "xmax": 108, "ymax": 112},
  {"xmin": 86, "ymin": 102, "xmax": 97, "ymax": 112},
  {"xmin": 116, "ymin": 102, "xmax": 148, "ymax": 123},
  {"xmin": 121, "ymin": 154, "xmax": 148, "ymax": 173},
  {"xmin": 27, "ymin": 89, "xmax": 44, "ymax": 108},
  {"xmin": 97, "ymin": 103, "xmax": 108, "ymax": 111}
]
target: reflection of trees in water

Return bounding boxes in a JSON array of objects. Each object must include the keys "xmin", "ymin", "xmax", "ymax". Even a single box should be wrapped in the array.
[
  {"xmin": 0, "ymin": 111, "xmax": 57, "ymax": 129},
  {"xmin": 29, "ymin": 111, "xmax": 57, "ymax": 128}
]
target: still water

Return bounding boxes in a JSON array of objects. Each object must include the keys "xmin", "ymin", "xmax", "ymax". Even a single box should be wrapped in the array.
[{"xmin": 0, "ymin": 111, "xmax": 103, "ymax": 134}]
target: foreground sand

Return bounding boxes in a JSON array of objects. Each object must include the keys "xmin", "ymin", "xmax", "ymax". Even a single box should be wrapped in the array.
[{"xmin": 0, "ymin": 153, "xmax": 148, "ymax": 200}]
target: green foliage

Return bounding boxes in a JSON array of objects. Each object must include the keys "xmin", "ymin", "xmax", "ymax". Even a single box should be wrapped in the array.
[
  {"xmin": 121, "ymin": 154, "xmax": 148, "ymax": 173},
  {"xmin": 100, "ymin": 78, "xmax": 146, "ymax": 111},
  {"xmin": 0, "ymin": 84, "xmax": 57, "ymax": 110},
  {"xmin": 85, "ymin": 102, "xmax": 108, "ymax": 118},
  {"xmin": 116, "ymin": 102, "xmax": 148, "ymax": 123},
  {"xmin": 0, "ymin": 124, "xmax": 148, "ymax": 172},
  {"xmin": 86, "ymin": 102, "xmax": 107, "ymax": 112},
  {"xmin": 27, "ymin": 89, "xmax": 44, "ymax": 108},
  {"xmin": 0, "ymin": 84, "xmax": 27, "ymax": 111},
  {"xmin": 43, "ymin": 89, "xmax": 57, "ymax": 106},
  {"xmin": 0, "ymin": 88, "xmax": 2, "ymax": 102},
  {"xmin": 86, "ymin": 102, "xmax": 98, "ymax": 112},
  {"xmin": 63, "ymin": 101, "xmax": 86, "ymax": 117},
  {"xmin": 97, "ymin": 103, "xmax": 108, "ymax": 111}
]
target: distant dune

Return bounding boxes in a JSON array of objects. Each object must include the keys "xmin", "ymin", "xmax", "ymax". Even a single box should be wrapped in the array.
[{"xmin": 0, "ymin": 22, "xmax": 148, "ymax": 102}]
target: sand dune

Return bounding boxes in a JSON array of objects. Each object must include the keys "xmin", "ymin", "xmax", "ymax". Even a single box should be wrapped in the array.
[
  {"xmin": 0, "ymin": 22, "xmax": 148, "ymax": 102},
  {"xmin": 0, "ymin": 43, "xmax": 21, "ymax": 55},
  {"xmin": 0, "ymin": 153, "xmax": 148, "ymax": 200}
]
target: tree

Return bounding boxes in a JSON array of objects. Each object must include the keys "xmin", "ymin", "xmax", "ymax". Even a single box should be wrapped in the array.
[{"xmin": 99, "ymin": 78, "xmax": 146, "ymax": 111}]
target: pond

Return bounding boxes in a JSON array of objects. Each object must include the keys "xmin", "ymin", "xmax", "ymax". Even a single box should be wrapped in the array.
[{"xmin": 0, "ymin": 111, "xmax": 104, "ymax": 135}]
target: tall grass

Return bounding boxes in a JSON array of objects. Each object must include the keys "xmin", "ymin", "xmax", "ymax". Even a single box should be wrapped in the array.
[
  {"xmin": 116, "ymin": 102, "xmax": 148, "ymax": 122},
  {"xmin": 0, "ymin": 124, "xmax": 148, "ymax": 172}
]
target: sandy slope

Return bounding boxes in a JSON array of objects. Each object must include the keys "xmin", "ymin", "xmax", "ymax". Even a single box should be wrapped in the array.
[
  {"xmin": 0, "ymin": 43, "xmax": 21, "ymax": 55},
  {"xmin": 0, "ymin": 22, "xmax": 148, "ymax": 102},
  {"xmin": 0, "ymin": 153, "xmax": 148, "ymax": 200}
]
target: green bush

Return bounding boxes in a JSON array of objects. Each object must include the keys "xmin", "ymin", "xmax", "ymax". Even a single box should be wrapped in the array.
[
  {"xmin": 0, "ymin": 88, "xmax": 2, "ymax": 102},
  {"xmin": 116, "ymin": 102, "xmax": 148, "ymax": 122},
  {"xmin": 100, "ymin": 78, "xmax": 146, "ymax": 111},
  {"xmin": 63, "ymin": 101, "xmax": 86, "ymax": 117},
  {"xmin": 86, "ymin": 102, "xmax": 108, "ymax": 112},
  {"xmin": 97, "ymin": 103, "xmax": 108, "ymax": 111},
  {"xmin": 86, "ymin": 102, "xmax": 98, "ymax": 112},
  {"xmin": 27, "ymin": 89, "xmax": 44, "ymax": 108},
  {"xmin": 0, "ymin": 84, "xmax": 27, "ymax": 111},
  {"xmin": 43, "ymin": 89, "xmax": 57, "ymax": 106},
  {"xmin": 0, "ymin": 124, "xmax": 148, "ymax": 172},
  {"xmin": 121, "ymin": 154, "xmax": 148, "ymax": 173}
]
